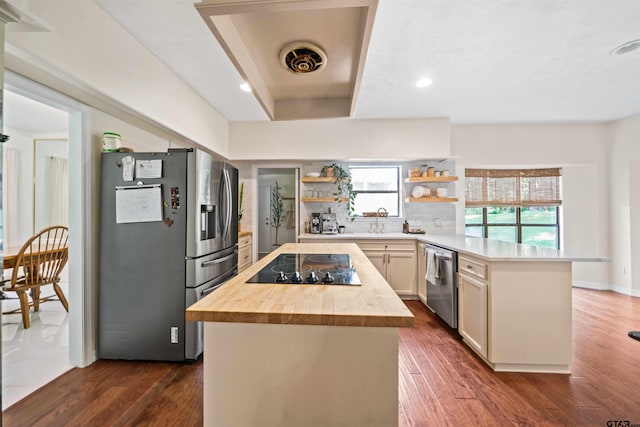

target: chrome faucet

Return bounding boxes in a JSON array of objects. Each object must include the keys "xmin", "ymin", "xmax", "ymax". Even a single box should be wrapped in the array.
[{"xmin": 376, "ymin": 207, "xmax": 388, "ymax": 233}]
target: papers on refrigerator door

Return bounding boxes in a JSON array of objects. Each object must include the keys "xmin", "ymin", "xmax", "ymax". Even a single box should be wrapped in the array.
[
  {"xmin": 121, "ymin": 155, "xmax": 135, "ymax": 181},
  {"xmin": 135, "ymin": 159, "xmax": 162, "ymax": 179},
  {"xmin": 115, "ymin": 184, "xmax": 163, "ymax": 223}
]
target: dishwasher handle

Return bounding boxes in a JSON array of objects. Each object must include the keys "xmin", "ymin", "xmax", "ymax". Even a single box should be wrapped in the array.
[{"xmin": 435, "ymin": 253, "xmax": 452, "ymax": 261}]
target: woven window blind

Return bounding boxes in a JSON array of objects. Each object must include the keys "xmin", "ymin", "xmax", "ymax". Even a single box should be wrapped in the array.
[{"xmin": 465, "ymin": 168, "xmax": 562, "ymax": 207}]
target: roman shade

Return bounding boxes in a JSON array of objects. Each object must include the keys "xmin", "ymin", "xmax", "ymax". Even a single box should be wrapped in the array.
[{"xmin": 465, "ymin": 168, "xmax": 562, "ymax": 207}]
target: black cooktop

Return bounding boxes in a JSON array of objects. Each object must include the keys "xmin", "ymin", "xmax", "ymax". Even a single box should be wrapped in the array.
[{"xmin": 246, "ymin": 253, "xmax": 361, "ymax": 286}]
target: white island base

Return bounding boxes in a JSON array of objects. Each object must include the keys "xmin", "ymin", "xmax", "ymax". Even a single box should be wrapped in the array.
[{"xmin": 203, "ymin": 322, "xmax": 400, "ymax": 427}]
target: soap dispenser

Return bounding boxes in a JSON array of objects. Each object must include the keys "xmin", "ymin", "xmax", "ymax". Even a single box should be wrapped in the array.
[{"xmin": 403, "ymin": 220, "xmax": 409, "ymax": 234}]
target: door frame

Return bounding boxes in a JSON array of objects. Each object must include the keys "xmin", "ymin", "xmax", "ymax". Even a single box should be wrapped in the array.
[
  {"xmin": 252, "ymin": 163, "xmax": 301, "ymax": 260},
  {"xmin": 5, "ymin": 71, "xmax": 96, "ymax": 368}
]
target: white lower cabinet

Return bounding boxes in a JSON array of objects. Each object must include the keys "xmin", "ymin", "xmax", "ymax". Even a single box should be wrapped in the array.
[
  {"xmin": 457, "ymin": 253, "xmax": 572, "ymax": 373},
  {"xmin": 458, "ymin": 272, "xmax": 488, "ymax": 359},
  {"xmin": 299, "ymin": 238, "xmax": 417, "ymax": 297},
  {"xmin": 238, "ymin": 234, "xmax": 252, "ymax": 273},
  {"xmin": 358, "ymin": 241, "xmax": 417, "ymax": 297}
]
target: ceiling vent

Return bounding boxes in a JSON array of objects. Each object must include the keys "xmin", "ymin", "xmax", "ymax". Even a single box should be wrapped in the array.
[{"xmin": 280, "ymin": 41, "xmax": 327, "ymax": 74}]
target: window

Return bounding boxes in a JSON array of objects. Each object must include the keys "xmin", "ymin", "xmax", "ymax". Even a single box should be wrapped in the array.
[
  {"xmin": 464, "ymin": 168, "xmax": 561, "ymax": 248},
  {"xmin": 350, "ymin": 166, "xmax": 400, "ymax": 216}
]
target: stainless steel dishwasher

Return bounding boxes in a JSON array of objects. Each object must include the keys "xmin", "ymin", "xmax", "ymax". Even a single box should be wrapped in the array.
[{"xmin": 425, "ymin": 244, "xmax": 458, "ymax": 329}]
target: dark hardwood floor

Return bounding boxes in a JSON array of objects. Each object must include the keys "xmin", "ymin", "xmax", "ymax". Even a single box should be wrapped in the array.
[{"xmin": 4, "ymin": 288, "xmax": 639, "ymax": 426}]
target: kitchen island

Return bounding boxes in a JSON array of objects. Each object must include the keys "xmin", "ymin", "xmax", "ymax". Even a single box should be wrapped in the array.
[
  {"xmin": 186, "ymin": 242, "xmax": 414, "ymax": 427},
  {"xmin": 300, "ymin": 233, "xmax": 608, "ymax": 374}
]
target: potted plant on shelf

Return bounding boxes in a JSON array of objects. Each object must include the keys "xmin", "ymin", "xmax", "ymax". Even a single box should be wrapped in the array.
[{"xmin": 321, "ymin": 163, "xmax": 357, "ymax": 218}]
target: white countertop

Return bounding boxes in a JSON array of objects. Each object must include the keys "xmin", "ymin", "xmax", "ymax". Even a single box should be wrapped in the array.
[{"xmin": 298, "ymin": 233, "xmax": 608, "ymax": 262}]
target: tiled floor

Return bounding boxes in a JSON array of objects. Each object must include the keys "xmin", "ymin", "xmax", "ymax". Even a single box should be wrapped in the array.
[{"xmin": 1, "ymin": 282, "xmax": 71, "ymax": 410}]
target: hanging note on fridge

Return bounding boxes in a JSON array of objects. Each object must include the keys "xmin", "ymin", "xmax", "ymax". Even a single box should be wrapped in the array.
[
  {"xmin": 115, "ymin": 184, "xmax": 163, "ymax": 223},
  {"xmin": 136, "ymin": 159, "xmax": 162, "ymax": 179},
  {"xmin": 122, "ymin": 155, "xmax": 135, "ymax": 181}
]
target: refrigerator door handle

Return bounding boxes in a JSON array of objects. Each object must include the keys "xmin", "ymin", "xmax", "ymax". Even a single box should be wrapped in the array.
[
  {"xmin": 201, "ymin": 249, "xmax": 238, "ymax": 267},
  {"xmin": 221, "ymin": 169, "xmax": 228, "ymax": 241},
  {"xmin": 218, "ymin": 168, "xmax": 229, "ymax": 241},
  {"xmin": 224, "ymin": 168, "xmax": 232, "ymax": 239}
]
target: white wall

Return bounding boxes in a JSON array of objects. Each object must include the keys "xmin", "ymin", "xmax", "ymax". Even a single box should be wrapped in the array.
[
  {"xmin": 607, "ymin": 115, "xmax": 640, "ymax": 295},
  {"xmin": 230, "ymin": 118, "xmax": 450, "ymax": 160},
  {"xmin": 91, "ymin": 110, "xmax": 188, "ymax": 153},
  {"xmin": 5, "ymin": 0, "xmax": 229, "ymax": 158},
  {"xmin": 630, "ymin": 160, "xmax": 640, "ymax": 296},
  {"xmin": 451, "ymin": 123, "xmax": 610, "ymax": 286}
]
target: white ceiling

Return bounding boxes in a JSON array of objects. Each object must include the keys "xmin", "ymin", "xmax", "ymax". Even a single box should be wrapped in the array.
[{"xmin": 94, "ymin": 0, "xmax": 640, "ymax": 124}]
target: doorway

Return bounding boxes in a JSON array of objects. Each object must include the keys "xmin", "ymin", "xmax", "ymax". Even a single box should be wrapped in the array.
[
  {"xmin": 1, "ymin": 72, "xmax": 93, "ymax": 410},
  {"xmin": 1, "ymin": 90, "xmax": 71, "ymax": 409},
  {"xmin": 257, "ymin": 168, "xmax": 298, "ymax": 259}
]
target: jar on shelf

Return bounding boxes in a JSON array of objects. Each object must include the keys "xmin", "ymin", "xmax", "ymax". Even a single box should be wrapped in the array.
[{"xmin": 102, "ymin": 132, "xmax": 121, "ymax": 152}]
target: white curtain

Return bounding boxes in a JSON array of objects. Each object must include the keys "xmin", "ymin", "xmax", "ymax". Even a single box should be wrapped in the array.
[
  {"xmin": 3, "ymin": 147, "xmax": 20, "ymax": 247},
  {"xmin": 48, "ymin": 156, "xmax": 69, "ymax": 227}
]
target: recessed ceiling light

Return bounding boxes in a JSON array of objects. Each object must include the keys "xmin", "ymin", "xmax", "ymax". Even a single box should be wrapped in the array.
[
  {"xmin": 610, "ymin": 39, "xmax": 640, "ymax": 55},
  {"xmin": 416, "ymin": 77, "xmax": 433, "ymax": 88},
  {"xmin": 240, "ymin": 83, "xmax": 252, "ymax": 92}
]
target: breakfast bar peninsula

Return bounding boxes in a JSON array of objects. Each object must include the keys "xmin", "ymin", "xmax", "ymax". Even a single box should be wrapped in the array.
[{"xmin": 186, "ymin": 242, "xmax": 414, "ymax": 427}]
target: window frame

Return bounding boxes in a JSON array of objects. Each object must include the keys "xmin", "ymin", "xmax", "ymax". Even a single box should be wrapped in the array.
[
  {"xmin": 349, "ymin": 165, "xmax": 402, "ymax": 218},
  {"xmin": 465, "ymin": 206, "xmax": 560, "ymax": 249}
]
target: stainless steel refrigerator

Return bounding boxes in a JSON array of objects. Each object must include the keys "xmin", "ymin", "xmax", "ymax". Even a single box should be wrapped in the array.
[{"xmin": 98, "ymin": 148, "xmax": 238, "ymax": 361}]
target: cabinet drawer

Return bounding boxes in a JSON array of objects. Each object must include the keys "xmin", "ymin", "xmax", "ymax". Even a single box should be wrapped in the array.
[
  {"xmin": 239, "ymin": 247, "xmax": 251, "ymax": 264},
  {"xmin": 238, "ymin": 235, "xmax": 251, "ymax": 249},
  {"xmin": 357, "ymin": 240, "xmax": 415, "ymax": 252},
  {"xmin": 459, "ymin": 255, "xmax": 487, "ymax": 280}
]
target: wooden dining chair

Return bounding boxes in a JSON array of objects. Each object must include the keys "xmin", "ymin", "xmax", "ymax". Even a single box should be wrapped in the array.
[{"xmin": 1, "ymin": 225, "xmax": 69, "ymax": 328}]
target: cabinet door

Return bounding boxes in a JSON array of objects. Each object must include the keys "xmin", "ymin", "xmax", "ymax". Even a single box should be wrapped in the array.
[
  {"xmin": 386, "ymin": 250, "xmax": 417, "ymax": 296},
  {"xmin": 361, "ymin": 250, "xmax": 386, "ymax": 278},
  {"xmin": 416, "ymin": 243, "xmax": 427, "ymax": 304},
  {"xmin": 458, "ymin": 274, "xmax": 488, "ymax": 358}
]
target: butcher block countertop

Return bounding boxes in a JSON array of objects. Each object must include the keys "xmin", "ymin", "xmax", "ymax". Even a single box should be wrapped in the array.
[{"xmin": 186, "ymin": 242, "xmax": 414, "ymax": 327}]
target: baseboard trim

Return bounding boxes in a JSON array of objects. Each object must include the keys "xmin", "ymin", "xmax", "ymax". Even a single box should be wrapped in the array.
[
  {"xmin": 572, "ymin": 281, "xmax": 611, "ymax": 291},
  {"xmin": 610, "ymin": 285, "xmax": 640, "ymax": 298},
  {"xmin": 573, "ymin": 282, "xmax": 640, "ymax": 298}
]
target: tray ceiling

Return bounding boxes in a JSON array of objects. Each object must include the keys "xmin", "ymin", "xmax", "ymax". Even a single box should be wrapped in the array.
[{"xmin": 196, "ymin": 0, "xmax": 377, "ymax": 120}]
